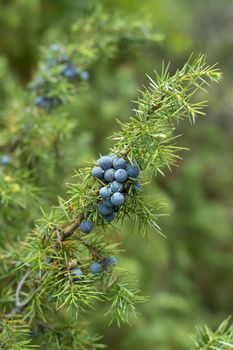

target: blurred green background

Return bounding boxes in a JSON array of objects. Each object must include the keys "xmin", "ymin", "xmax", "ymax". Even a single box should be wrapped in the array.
[{"xmin": 0, "ymin": 1, "xmax": 232, "ymax": 349}]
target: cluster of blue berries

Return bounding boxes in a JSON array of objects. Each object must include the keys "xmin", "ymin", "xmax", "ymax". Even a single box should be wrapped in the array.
[
  {"xmin": 70, "ymin": 256, "xmax": 117, "ymax": 280},
  {"xmin": 72, "ymin": 155, "xmax": 142, "ymax": 276},
  {"xmin": 92, "ymin": 155, "xmax": 142, "ymax": 223},
  {"xmin": 34, "ymin": 43, "xmax": 89, "ymax": 109}
]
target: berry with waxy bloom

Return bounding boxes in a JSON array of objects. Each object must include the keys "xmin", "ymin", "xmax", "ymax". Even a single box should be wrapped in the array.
[
  {"xmin": 110, "ymin": 180, "xmax": 123, "ymax": 193},
  {"xmin": 113, "ymin": 157, "xmax": 126, "ymax": 170},
  {"xmin": 104, "ymin": 256, "xmax": 117, "ymax": 266},
  {"xmin": 79, "ymin": 220, "xmax": 93, "ymax": 234},
  {"xmin": 91, "ymin": 166, "xmax": 104, "ymax": 179},
  {"xmin": 97, "ymin": 156, "xmax": 113, "ymax": 170},
  {"xmin": 111, "ymin": 192, "xmax": 125, "ymax": 206},
  {"xmin": 114, "ymin": 169, "xmax": 128, "ymax": 182},
  {"xmin": 90, "ymin": 262, "xmax": 103, "ymax": 274},
  {"xmin": 98, "ymin": 203, "xmax": 113, "ymax": 216},
  {"xmin": 99, "ymin": 186, "xmax": 112, "ymax": 199},
  {"xmin": 127, "ymin": 164, "xmax": 140, "ymax": 178},
  {"xmin": 104, "ymin": 168, "xmax": 115, "ymax": 182}
]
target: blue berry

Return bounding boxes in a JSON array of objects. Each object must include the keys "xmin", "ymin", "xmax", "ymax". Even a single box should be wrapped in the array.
[
  {"xmin": 110, "ymin": 181, "xmax": 123, "ymax": 193},
  {"xmin": 79, "ymin": 70, "xmax": 89, "ymax": 80},
  {"xmin": 71, "ymin": 268, "xmax": 83, "ymax": 281},
  {"xmin": 104, "ymin": 256, "xmax": 117, "ymax": 266},
  {"xmin": 104, "ymin": 168, "xmax": 115, "ymax": 182},
  {"xmin": 114, "ymin": 169, "xmax": 128, "ymax": 182},
  {"xmin": 79, "ymin": 220, "xmax": 93, "ymax": 234},
  {"xmin": 113, "ymin": 157, "xmax": 126, "ymax": 170},
  {"xmin": 102, "ymin": 199, "xmax": 114, "ymax": 208},
  {"xmin": 97, "ymin": 156, "xmax": 113, "ymax": 170},
  {"xmin": 99, "ymin": 186, "xmax": 112, "ymax": 199},
  {"xmin": 0, "ymin": 155, "xmax": 11, "ymax": 165},
  {"xmin": 111, "ymin": 192, "xmax": 125, "ymax": 206},
  {"xmin": 127, "ymin": 165, "xmax": 140, "ymax": 178},
  {"xmin": 35, "ymin": 96, "xmax": 49, "ymax": 108},
  {"xmin": 62, "ymin": 63, "xmax": 78, "ymax": 78},
  {"xmin": 103, "ymin": 212, "xmax": 115, "ymax": 222},
  {"xmin": 91, "ymin": 166, "xmax": 103, "ymax": 179},
  {"xmin": 98, "ymin": 203, "xmax": 113, "ymax": 216},
  {"xmin": 90, "ymin": 262, "xmax": 103, "ymax": 274},
  {"xmin": 133, "ymin": 182, "xmax": 143, "ymax": 193}
]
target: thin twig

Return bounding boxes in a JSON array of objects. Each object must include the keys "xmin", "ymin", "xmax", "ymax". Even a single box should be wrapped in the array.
[
  {"xmin": 75, "ymin": 235, "xmax": 102, "ymax": 260},
  {"xmin": 15, "ymin": 270, "xmax": 31, "ymax": 309},
  {"xmin": 62, "ymin": 217, "xmax": 83, "ymax": 240}
]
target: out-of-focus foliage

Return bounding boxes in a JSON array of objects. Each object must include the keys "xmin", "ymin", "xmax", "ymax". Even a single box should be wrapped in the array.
[{"xmin": 0, "ymin": 1, "xmax": 232, "ymax": 349}]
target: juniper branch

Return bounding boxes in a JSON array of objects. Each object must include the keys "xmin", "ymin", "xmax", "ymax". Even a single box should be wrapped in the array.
[{"xmin": 0, "ymin": 55, "xmax": 221, "ymax": 348}]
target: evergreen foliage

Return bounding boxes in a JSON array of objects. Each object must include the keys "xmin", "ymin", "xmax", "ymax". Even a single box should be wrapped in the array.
[{"xmin": 0, "ymin": 49, "xmax": 222, "ymax": 348}]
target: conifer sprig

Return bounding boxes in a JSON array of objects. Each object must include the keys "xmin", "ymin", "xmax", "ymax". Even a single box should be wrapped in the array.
[
  {"xmin": 191, "ymin": 318, "xmax": 233, "ymax": 349},
  {"xmin": 111, "ymin": 54, "xmax": 221, "ymax": 174}
]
